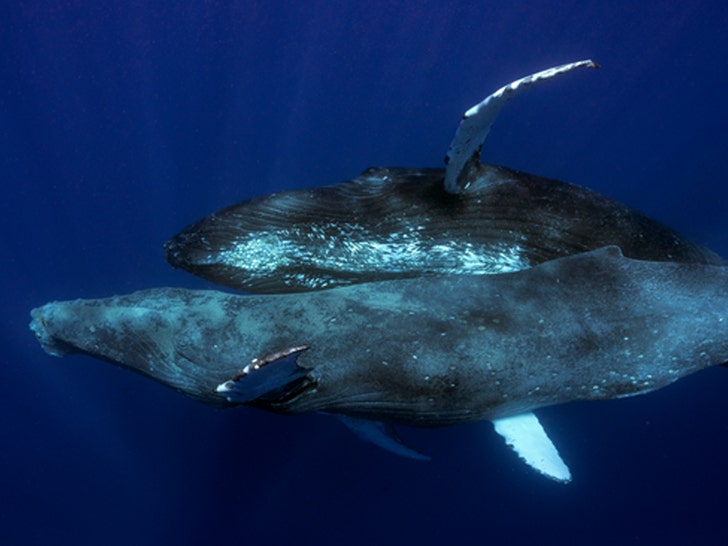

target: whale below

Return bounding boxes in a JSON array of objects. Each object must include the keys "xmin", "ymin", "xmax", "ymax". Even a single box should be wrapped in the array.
[
  {"xmin": 165, "ymin": 60, "xmax": 721, "ymax": 293},
  {"xmin": 30, "ymin": 248, "xmax": 728, "ymax": 482}
]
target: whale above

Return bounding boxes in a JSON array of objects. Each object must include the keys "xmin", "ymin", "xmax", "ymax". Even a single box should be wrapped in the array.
[
  {"xmin": 30, "ymin": 248, "xmax": 728, "ymax": 482},
  {"xmin": 165, "ymin": 60, "xmax": 721, "ymax": 293}
]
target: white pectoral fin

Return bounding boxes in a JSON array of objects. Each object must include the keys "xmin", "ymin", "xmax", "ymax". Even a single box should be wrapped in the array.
[
  {"xmin": 444, "ymin": 59, "xmax": 599, "ymax": 194},
  {"xmin": 492, "ymin": 412, "xmax": 572, "ymax": 483}
]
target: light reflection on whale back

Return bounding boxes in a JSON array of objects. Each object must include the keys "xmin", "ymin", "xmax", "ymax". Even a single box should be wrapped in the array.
[{"xmin": 165, "ymin": 163, "xmax": 723, "ymax": 293}]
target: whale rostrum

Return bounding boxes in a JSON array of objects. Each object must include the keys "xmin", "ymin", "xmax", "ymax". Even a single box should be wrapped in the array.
[
  {"xmin": 31, "ymin": 248, "xmax": 728, "ymax": 482},
  {"xmin": 165, "ymin": 60, "xmax": 721, "ymax": 294}
]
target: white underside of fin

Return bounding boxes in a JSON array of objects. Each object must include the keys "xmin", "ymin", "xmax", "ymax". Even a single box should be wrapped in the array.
[
  {"xmin": 492, "ymin": 412, "xmax": 572, "ymax": 483},
  {"xmin": 444, "ymin": 59, "xmax": 599, "ymax": 194}
]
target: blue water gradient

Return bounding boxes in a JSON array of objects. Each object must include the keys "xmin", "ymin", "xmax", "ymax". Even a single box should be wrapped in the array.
[{"xmin": 2, "ymin": 2, "xmax": 728, "ymax": 545}]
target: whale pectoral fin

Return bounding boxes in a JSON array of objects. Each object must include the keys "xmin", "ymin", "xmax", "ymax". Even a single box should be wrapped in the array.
[
  {"xmin": 444, "ymin": 59, "xmax": 599, "ymax": 194},
  {"xmin": 335, "ymin": 415, "xmax": 430, "ymax": 461},
  {"xmin": 492, "ymin": 412, "xmax": 572, "ymax": 483},
  {"xmin": 215, "ymin": 345, "xmax": 311, "ymax": 404}
]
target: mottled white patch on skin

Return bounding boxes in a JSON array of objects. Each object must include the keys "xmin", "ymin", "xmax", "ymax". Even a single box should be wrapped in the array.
[{"xmin": 212, "ymin": 222, "xmax": 529, "ymax": 290}]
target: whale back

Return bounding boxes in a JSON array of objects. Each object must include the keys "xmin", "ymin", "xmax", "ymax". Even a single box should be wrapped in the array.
[{"xmin": 165, "ymin": 164, "xmax": 722, "ymax": 293}]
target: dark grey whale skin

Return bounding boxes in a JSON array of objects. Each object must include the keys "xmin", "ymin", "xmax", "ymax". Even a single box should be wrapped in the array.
[
  {"xmin": 165, "ymin": 163, "xmax": 723, "ymax": 294},
  {"xmin": 30, "ymin": 248, "xmax": 728, "ymax": 426}
]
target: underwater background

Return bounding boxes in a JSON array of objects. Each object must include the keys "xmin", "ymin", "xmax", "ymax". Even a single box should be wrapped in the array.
[{"xmin": 3, "ymin": 2, "xmax": 728, "ymax": 545}]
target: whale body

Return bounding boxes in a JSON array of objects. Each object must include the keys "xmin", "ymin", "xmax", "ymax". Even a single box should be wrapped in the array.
[
  {"xmin": 164, "ymin": 60, "xmax": 721, "ymax": 294},
  {"xmin": 30, "ymin": 248, "xmax": 728, "ymax": 481},
  {"xmin": 165, "ymin": 163, "xmax": 722, "ymax": 293},
  {"xmin": 29, "ymin": 61, "xmax": 727, "ymax": 482}
]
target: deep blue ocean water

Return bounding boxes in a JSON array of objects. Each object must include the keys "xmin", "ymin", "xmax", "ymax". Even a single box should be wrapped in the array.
[{"xmin": 3, "ymin": 2, "xmax": 728, "ymax": 545}]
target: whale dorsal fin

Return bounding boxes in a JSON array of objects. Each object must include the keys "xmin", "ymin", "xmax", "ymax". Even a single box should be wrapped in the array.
[
  {"xmin": 444, "ymin": 60, "xmax": 599, "ymax": 194},
  {"xmin": 492, "ymin": 412, "xmax": 572, "ymax": 483}
]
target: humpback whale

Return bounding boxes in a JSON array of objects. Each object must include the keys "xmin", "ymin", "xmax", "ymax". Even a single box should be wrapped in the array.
[
  {"xmin": 30, "ymin": 248, "xmax": 728, "ymax": 482},
  {"xmin": 30, "ymin": 61, "xmax": 727, "ymax": 482},
  {"xmin": 165, "ymin": 61, "xmax": 721, "ymax": 293}
]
